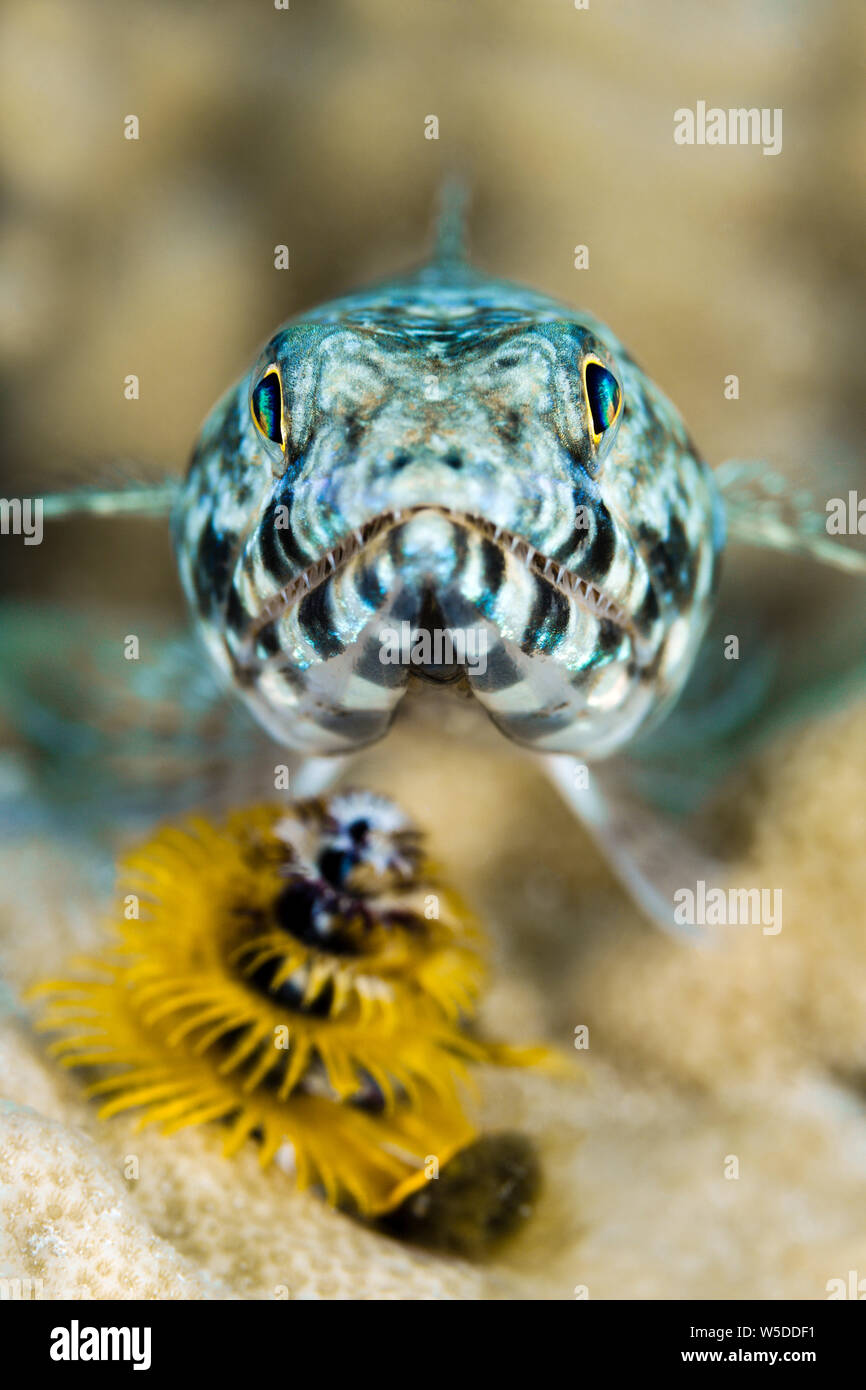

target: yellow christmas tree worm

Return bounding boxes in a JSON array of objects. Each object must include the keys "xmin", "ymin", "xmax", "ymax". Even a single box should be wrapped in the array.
[{"xmin": 32, "ymin": 792, "xmax": 555, "ymax": 1222}]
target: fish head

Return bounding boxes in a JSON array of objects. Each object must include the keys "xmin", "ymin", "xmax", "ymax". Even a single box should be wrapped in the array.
[{"xmin": 175, "ymin": 266, "xmax": 724, "ymax": 756}]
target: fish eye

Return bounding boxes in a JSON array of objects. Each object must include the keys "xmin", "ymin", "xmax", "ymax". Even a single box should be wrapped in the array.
[
  {"xmin": 584, "ymin": 360, "xmax": 622, "ymax": 443},
  {"xmin": 251, "ymin": 366, "xmax": 285, "ymax": 447}
]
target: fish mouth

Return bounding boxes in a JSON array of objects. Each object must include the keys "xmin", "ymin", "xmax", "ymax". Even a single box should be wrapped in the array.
[{"xmin": 248, "ymin": 504, "xmax": 648, "ymax": 660}]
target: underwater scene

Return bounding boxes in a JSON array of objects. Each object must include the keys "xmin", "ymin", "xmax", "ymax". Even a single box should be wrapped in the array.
[{"xmin": 1, "ymin": 0, "xmax": 865, "ymax": 1327}]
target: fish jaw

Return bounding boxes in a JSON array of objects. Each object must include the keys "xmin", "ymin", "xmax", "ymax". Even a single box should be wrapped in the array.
[{"xmin": 214, "ymin": 506, "xmax": 668, "ymax": 757}]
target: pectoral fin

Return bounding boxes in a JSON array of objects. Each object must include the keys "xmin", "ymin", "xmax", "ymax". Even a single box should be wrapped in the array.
[
  {"xmin": 542, "ymin": 754, "xmax": 727, "ymax": 943},
  {"xmin": 717, "ymin": 459, "xmax": 866, "ymax": 573}
]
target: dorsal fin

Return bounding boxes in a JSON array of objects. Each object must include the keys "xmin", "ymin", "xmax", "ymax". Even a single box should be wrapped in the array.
[{"xmin": 431, "ymin": 176, "xmax": 470, "ymax": 267}]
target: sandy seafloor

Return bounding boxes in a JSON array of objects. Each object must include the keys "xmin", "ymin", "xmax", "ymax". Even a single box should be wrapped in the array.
[{"xmin": 2, "ymin": 691, "xmax": 866, "ymax": 1300}]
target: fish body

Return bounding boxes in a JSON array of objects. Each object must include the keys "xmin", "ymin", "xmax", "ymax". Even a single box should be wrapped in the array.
[
  {"xmin": 175, "ymin": 261, "xmax": 724, "ymax": 760},
  {"xmin": 15, "ymin": 207, "xmax": 864, "ymax": 929}
]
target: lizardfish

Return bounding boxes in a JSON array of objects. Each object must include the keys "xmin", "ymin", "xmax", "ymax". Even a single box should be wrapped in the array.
[{"xmin": 36, "ymin": 191, "xmax": 866, "ymax": 932}]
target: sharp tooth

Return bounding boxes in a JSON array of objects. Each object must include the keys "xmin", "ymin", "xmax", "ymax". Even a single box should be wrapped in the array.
[
  {"xmin": 542, "ymin": 559, "xmax": 553, "ymax": 577},
  {"xmin": 393, "ymin": 509, "xmax": 402, "ymax": 521},
  {"xmin": 327, "ymin": 553, "xmax": 336, "ymax": 572},
  {"xmin": 354, "ymin": 529, "xmax": 364, "ymax": 546},
  {"xmin": 525, "ymin": 548, "xmax": 535, "ymax": 566},
  {"xmin": 493, "ymin": 525, "xmax": 502, "ymax": 541},
  {"xmin": 556, "ymin": 567, "xmax": 566, "ymax": 585},
  {"xmin": 303, "ymin": 573, "xmax": 312, "ymax": 590}
]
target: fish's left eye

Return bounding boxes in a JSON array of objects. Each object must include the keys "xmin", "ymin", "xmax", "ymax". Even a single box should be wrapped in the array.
[
  {"xmin": 584, "ymin": 360, "xmax": 622, "ymax": 442},
  {"xmin": 251, "ymin": 367, "xmax": 285, "ymax": 447}
]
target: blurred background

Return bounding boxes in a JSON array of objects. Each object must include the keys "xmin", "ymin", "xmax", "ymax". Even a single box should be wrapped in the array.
[{"xmin": 1, "ymin": 0, "xmax": 863, "ymax": 621}]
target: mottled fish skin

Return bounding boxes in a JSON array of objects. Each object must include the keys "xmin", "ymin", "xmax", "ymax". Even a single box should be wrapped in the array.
[{"xmin": 174, "ymin": 262, "xmax": 725, "ymax": 758}]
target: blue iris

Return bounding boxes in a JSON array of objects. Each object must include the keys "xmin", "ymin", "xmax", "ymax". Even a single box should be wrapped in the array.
[
  {"xmin": 585, "ymin": 363, "xmax": 621, "ymax": 436},
  {"xmin": 252, "ymin": 371, "xmax": 283, "ymax": 444}
]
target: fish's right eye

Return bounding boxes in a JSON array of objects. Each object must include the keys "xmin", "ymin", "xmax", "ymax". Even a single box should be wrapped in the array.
[{"xmin": 251, "ymin": 367, "xmax": 285, "ymax": 447}]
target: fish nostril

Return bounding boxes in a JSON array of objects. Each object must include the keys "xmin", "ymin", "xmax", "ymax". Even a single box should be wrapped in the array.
[
  {"xmin": 444, "ymin": 451, "xmax": 463, "ymax": 471},
  {"xmin": 392, "ymin": 452, "xmax": 412, "ymax": 471}
]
